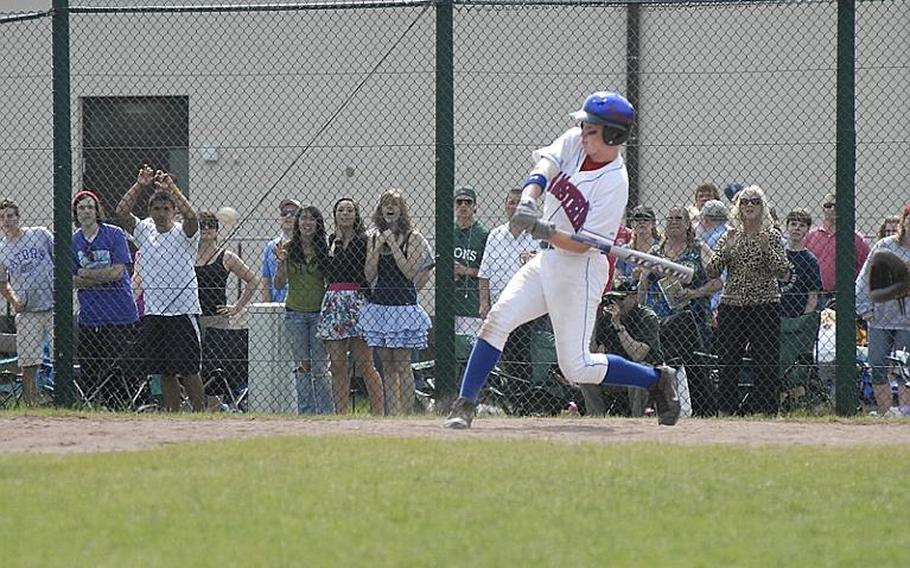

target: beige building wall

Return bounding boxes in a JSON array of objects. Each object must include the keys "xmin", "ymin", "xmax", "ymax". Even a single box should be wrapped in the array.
[{"xmin": 637, "ymin": 1, "xmax": 908, "ymax": 230}]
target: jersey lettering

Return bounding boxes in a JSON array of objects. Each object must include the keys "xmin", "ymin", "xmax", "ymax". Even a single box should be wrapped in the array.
[
  {"xmin": 7, "ymin": 247, "xmax": 49, "ymax": 273},
  {"xmin": 548, "ymin": 172, "xmax": 589, "ymax": 231},
  {"xmin": 454, "ymin": 247, "xmax": 479, "ymax": 263}
]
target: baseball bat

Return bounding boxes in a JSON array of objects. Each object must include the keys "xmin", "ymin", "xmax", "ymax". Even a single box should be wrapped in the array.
[{"xmin": 568, "ymin": 231, "xmax": 694, "ymax": 283}]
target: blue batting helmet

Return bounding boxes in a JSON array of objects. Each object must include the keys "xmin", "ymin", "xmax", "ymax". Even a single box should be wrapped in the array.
[{"xmin": 570, "ymin": 91, "xmax": 636, "ymax": 145}]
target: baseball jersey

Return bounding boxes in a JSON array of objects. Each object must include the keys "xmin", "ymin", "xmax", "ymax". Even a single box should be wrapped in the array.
[
  {"xmin": 473, "ymin": 126, "xmax": 632, "ymax": 387},
  {"xmin": 534, "ymin": 127, "xmax": 628, "ymax": 250},
  {"xmin": 0, "ymin": 227, "xmax": 54, "ymax": 312}
]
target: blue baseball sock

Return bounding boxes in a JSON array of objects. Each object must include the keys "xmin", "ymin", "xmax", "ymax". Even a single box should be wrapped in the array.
[
  {"xmin": 458, "ymin": 339, "xmax": 502, "ymax": 401},
  {"xmin": 601, "ymin": 354, "xmax": 660, "ymax": 389}
]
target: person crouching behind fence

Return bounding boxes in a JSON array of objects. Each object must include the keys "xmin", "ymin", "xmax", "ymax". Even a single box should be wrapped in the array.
[
  {"xmin": 581, "ymin": 277, "xmax": 662, "ymax": 416},
  {"xmin": 72, "ymin": 190, "xmax": 140, "ymax": 408},
  {"xmin": 115, "ymin": 165, "xmax": 205, "ymax": 412}
]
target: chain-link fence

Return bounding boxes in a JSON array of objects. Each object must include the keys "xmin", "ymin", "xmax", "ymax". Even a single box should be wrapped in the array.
[{"xmin": 0, "ymin": 0, "xmax": 906, "ymax": 418}]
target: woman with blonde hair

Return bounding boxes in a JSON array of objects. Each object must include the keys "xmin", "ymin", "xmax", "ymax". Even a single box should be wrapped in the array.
[
  {"xmin": 360, "ymin": 190, "xmax": 431, "ymax": 415},
  {"xmin": 706, "ymin": 185, "xmax": 789, "ymax": 416}
]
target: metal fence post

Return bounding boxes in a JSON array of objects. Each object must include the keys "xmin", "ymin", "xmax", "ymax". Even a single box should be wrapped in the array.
[
  {"xmin": 52, "ymin": 0, "xmax": 75, "ymax": 406},
  {"xmin": 834, "ymin": 0, "xmax": 857, "ymax": 416},
  {"xmin": 434, "ymin": 0, "xmax": 457, "ymax": 402}
]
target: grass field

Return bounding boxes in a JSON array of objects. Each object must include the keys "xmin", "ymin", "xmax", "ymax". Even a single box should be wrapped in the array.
[{"xmin": 1, "ymin": 426, "xmax": 908, "ymax": 567}]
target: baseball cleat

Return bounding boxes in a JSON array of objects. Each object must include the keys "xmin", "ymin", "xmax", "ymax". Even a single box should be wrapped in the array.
[
  {"xmin": 443, "ymin": 397, "xmax": 476, "ymax": 429},
  {"xmin": 650, "ymin": 366, "xmax": 681, "ymax": 426}
]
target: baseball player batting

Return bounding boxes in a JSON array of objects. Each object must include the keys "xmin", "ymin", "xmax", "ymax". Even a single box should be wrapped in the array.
[{"xmin": 444, "ymin": 91, "xmax": 680, "ymax": 429}]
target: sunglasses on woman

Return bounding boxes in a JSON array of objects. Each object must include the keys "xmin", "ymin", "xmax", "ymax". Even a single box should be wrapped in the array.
[{"xmin": 739, "ymin": 197, "xmax": 762, "ymax": 206}]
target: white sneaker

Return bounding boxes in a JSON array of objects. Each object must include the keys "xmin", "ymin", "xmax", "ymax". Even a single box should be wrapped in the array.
[{"xmin": 882, "ymin": 407, "xmax": 903, "ymax": 418}]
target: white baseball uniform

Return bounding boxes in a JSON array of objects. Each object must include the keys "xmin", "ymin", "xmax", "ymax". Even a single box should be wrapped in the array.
[{"xmin": 478, "ymin": 127, "xmax": 629, "ymax": 384}]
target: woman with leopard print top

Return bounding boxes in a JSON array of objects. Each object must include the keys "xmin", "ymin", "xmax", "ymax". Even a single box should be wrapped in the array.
[{"xmin": 706, "ymin": 185, "xmax": 789, "ymax": 416}]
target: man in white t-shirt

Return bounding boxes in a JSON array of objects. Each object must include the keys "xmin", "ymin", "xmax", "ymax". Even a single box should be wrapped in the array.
[
  {"xmin": 478, "ymin": 188, "xmax": 539, "ymax": 311},
  {"xmin": 116, "ymin": 165, "xmax": 204, "ymax": 411},
  {"xmin": 477, "ymin": 188, "xmax": 541, "ymax": 382}
]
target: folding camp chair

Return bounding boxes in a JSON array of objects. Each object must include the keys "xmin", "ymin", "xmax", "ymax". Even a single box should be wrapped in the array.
[
  {"xmin": 73, "ymin": 364, "xmax": 139, "ymax": 410},
  {"xmin": 0, "ymin": 355, "xmax": 54, "ymax": 408},
  {"xmin": 779, "ymin": 311, "xmax": 826, "ymax": 412},
  {"xmin": 0, "ymin": 334, "xmax": 19, "ymax": 407},
  {"xmin": 0, "ymin": 365, "xmax": 21, "ymax": 409}
]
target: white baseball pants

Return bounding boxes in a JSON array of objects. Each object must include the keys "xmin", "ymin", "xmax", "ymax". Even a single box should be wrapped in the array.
[{"xmin": 479, "ymin": 248, "xmax": 610, "ymax": 384}]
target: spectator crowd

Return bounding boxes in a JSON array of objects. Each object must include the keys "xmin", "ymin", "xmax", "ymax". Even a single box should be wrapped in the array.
[{"xmin": 1, "ymin": 170, "xmax": 908, "ymax": 418}]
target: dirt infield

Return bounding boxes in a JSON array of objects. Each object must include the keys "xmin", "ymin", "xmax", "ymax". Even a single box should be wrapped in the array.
[{"xmin": 2, "ymin": 414, "xmax": 910, "ymax": 454}]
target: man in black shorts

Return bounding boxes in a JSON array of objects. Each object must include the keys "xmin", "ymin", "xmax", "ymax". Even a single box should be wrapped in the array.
[{"xmin": 115, "ymin": 165, "xmax": 205, "ymax": 411}]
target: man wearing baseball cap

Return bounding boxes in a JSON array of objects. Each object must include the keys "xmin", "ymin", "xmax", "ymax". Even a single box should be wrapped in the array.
[
  {"xmin": 804, "ymin": 191, "xmax": 870, "ymax": 309},
  {"xmin": 697, "ymin": 199, "xmax": 729, "ymax": 251},
  {"xmin": 696, "ymin": 199, "xmax": 729, "ymax": 319},
  {"xmin": 580, "ymin": 277, "xmax": 661, "ymax": 417},
  {"xmin": 260, "ymin": 198, "xmax": 301, "ymax": 303},
  {"xmin": 453, "ymin": 186, "xmax": 489, "ymax": 356}
]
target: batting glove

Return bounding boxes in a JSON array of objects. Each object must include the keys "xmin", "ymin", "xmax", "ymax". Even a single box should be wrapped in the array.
[
  {"xmin": 514, "ymin": 199, "xmax": 540, "ymax": 219},
  {"xmin": 528, "ymin": 219, "xmax": 555, "ymax": 240},
  {"xmin": 510, "ymin": 200, "xmax": 540, "ymax": 233}
]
